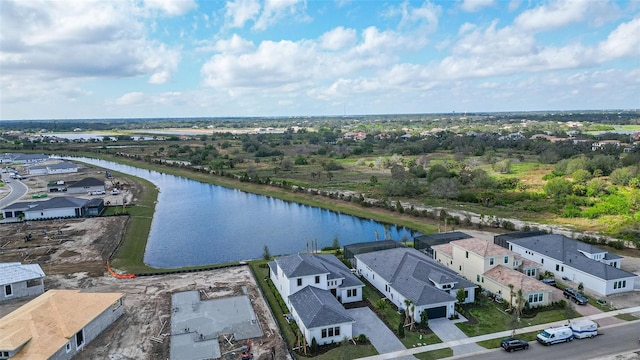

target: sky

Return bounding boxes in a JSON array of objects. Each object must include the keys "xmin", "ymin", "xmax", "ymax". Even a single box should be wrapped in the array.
[{"xmin": 1, "ymin": 0, "xmax": 639, "ymax": 120}]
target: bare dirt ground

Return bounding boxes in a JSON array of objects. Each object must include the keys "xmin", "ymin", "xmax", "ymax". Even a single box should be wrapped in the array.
[{"xmin": 0, "ymin": 163, "xmax": 288, "ymax": 360}]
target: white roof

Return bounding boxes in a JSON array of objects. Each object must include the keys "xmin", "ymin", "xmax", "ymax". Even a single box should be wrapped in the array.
[{"xmin": 0, "ymin": 262, "xmax": 45, "ymax": 285}]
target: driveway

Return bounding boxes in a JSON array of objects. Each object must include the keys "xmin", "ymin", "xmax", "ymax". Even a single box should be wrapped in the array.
[
  {"xmin": 347, "ymin": 307, "xmax": 417, "ymax": 360},
  {"xmin": 428, "ymin": 317, "xmax": 485, "ymax": 356}
]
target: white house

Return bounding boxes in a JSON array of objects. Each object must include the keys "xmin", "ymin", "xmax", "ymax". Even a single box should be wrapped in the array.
[
  {"xmin": 1, "ymin": 197, "xmax": 96, "ymax": 220},
  {"xmin": 289, "ymin": 286, "xmax": 354, "ymax": 346},
  {"xmin": 269, "ymin": 253, "xmax": 364, "ymax": 345},
  {"xmin": 66, "ymin": 177, "xmax": 105, "ymax": 194},
  {"xmin": 0, "ymin": 263, "xmax": 45, "ymax": 302},
  {"xmin": 355, "ymin": 247, "xmax": 476, "ymax": 321},
  {"xmin": 0, "ymin": 290, "xmax": 124, "ymax": 360},
  {"xmin": 508, "ymin": 234, "xmax": 637, "ymax": 296},
  {"xmin": 46, "ymin": 161, "xmax": 78, "ymax": 175}
]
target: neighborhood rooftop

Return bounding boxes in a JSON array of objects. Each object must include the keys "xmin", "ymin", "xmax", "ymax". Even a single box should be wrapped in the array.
[
  {"xmin": 272, "ymin": 253, "xmax": 363, "ymax": 287},
  {"xmin": 288, "ymin": 286, "xmax": 354, "ymax": 329},
  {"xmin": 451, "ymin": 238, "xmax": 518, "ymax": 258},
  {"xmin": 509, "ymin": 235, "xmax": 633, "ymax": 280},
  {"xmin": 0, "ymin": 262, "xmax": 45, "ymax": 286},
  {"xmin": 356, "ymin": 247, "xmax": 474, "ymax": 306}
]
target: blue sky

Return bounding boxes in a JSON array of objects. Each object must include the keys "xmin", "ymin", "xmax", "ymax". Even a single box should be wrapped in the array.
[{"xmin": 1, "ymin": 0, "xmax": 639, "ymax": 120}]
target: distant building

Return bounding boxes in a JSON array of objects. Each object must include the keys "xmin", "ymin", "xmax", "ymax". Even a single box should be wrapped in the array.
[
  {"xmin": 0, "ymin": 262, "xmax": 45, "ymax": 302},
  {"xmin": 1, "ymin": 197, "xmax": 104, "ymax": 220},
  {"xmin": 27, "ymin": 161, "xmax": 78, "ymax": 176},
  {"xmin": 414, "ymin": 231, "xmax": 472, "ymax": 258},
  {"xmin": 0, "ymin": 290, "xmax": 124, "ymax": 360},
  {"xmin": 66, "ymin": 177, "xmax": 105, "ymax": 194}
]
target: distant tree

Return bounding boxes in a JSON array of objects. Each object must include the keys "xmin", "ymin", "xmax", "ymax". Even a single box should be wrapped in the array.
[
  {"xmin": 544, "ymin": 177, "xmax": 573, "ymax": 199},
  {"xmin": 493, "ymin": 159, "xmax": 512, "ymax": 174},
  {"xmin": 280, "ymin": 157, "xmax": 293, "ymax": 171},
  {"xmin": 294, "ymin": 155, "xmax": 308, "ymax": 165},
  {"xmin": 430, "ymin": 177, "xmax": 459, "ymax": 199},
  {"xmin": 331, "ymin": 235, "xmax": 340, "ymax": 250},
  {"xmin": 610, "ymin": 166, "xmax": 638, "ymax": 186},
  {"xmin": 369, "ymin": 175, "xmax": 378, "ymax": 185},
  {"xmin": 262, "ymin": 245, "xmax": 271, "ymax": 261}
]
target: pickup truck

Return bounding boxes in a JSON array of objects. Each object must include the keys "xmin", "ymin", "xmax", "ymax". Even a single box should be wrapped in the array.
[{"xmin": 563, "ymin": 288, "xmax": 588, "ymax": 305}]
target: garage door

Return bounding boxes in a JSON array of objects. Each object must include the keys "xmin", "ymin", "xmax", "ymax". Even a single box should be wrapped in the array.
[{"xmin": 426, "ymin": 306, "xmax": 447, "ymax": 319}]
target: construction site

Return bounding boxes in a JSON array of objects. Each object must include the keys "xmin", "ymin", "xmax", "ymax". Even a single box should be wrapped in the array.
[{"xmin": 0, "ymin": 164, "xmax": 290, "ymax": 360}]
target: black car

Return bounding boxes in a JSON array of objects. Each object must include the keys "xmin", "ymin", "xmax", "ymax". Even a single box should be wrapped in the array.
[
  {"xmin": 501, "ymin": 338, "xmax": 529, "ymax": 352},
  {"xmin": 563, "ymin": 288, "xmax": 588, "ymax": 305}
]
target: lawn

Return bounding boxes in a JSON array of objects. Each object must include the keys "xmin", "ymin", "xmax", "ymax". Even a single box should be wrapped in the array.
[
  {"xmin": 306, "ymin": 343, "xmax": 378, "ymax": 359},
  {"xmin": 476, "ymin": 330, "xmax": 539, "ymax": 349},
  {"xmin": 456, "ymin": 298, "xmax": 579, "ymax": 337}
]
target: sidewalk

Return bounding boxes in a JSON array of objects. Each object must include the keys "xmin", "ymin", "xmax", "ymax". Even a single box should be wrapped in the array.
[{"xmin": 356, "ymin": 306, "xmax": 640, "ymax": 360}]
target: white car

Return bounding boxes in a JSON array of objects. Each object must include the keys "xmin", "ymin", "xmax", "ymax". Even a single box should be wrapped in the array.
[{"xmin": 111, "ymin": 189, "xmax": 120, "ymax": 195}]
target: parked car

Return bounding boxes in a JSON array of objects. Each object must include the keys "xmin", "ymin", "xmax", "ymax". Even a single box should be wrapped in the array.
[
  {"xmin": 537, "ymin": 326, "xmax": 574, "ymax": 345},
  {"xmin": 563, "ymin": 288, "xmax": 588, "ymax": 305},
  {"xmin": 501, "ymin": 337, "xmax": 529, "ymax": 352},
  {"xmin": 541, "ymin": 278, "xmax": 556, "ymax": 286},
  {"xmin": 111, "ymin": 189, "xmax": 120, "ymax": 195}
]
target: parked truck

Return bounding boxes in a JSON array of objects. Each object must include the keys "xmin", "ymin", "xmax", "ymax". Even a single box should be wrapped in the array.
[
  {"xmin": 569, "ymin": 319, "xmax": 598, "ymax": 338},
  {"xmin": 537, "ymin": 326, "xmax": 574, "ymax": 345}
]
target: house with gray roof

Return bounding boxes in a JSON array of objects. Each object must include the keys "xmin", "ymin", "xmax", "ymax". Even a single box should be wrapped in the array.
[
  {"xmin": 355, "ymin": 247, "xmax": 476, "ymax": 321},
  {"xmin": 508, "ymin": 234, "xmax": 637, "ymax": 296},
  {"xmin": 67, "ymin": 177, "xmax": 105, "ymax": 194},
  {"xmin": 0, "ymin": 262, "xmax": 45, "ymax": 302},
  {"xmin": 289, "ymin": 286, "xmax": 355, "ymax": 346},
  {"xmin": 269, "ymin": 253, "xmax": 363, "ymax": 345},
  {"xmin": 1, "ymin": 197, "xmax": 102, "ymax": 220}
]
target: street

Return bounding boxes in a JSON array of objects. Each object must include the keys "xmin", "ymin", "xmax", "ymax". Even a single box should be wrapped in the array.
[
  {"xmin": 452, "ymin": 321, "xmax": 640, "ymax": 360},
  {"xmin": 0, "ymin": 174, "xmax": 27, "ymax": 208}
]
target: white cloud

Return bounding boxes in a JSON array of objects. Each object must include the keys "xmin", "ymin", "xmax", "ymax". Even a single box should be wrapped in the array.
[
  {"xmin": 396, "ymin": 1, "xmax": 442, "ymax": 32},
  {"xmin": 214, "ymin": 34, "xmax": 256, "ymax": 53},
  {"xmin": 143, "ymin": 0, "xmax": 197, "ymax": 16},
  {"xmin": 0, "ymin": 0, "xmax": 182, "ymax": 103},
  {"xmin": 224, "ymin": 0, "xmax": 261, "ymax": 28},
  {"xmin": 513, "ymin": 0, "xmax": 617, "ymax": 32},
  {"xmin": 597, "ymin": 17, "xmax": 640, "ymax": 60},
  {"xmin": 319, "ymin": 27, "xmax": 357, "ymax": 51},
  {"xmin": 460, "ymin": 0, "xmax": 495, "ymax": 13},
  {"xmin": 253, "ymin": 0, "xmax": 309, "ymax": 31},
  {"xmin": 115, "ymin": 92, "xmax": 145, "ymax": 105}
]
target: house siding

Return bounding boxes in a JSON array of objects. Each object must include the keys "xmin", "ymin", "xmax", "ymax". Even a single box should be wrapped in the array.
[
  {"xmin": 509, "ymin": 243, "xmax": 634, "ymax": 296},
  {"xmin": 1, "ymin": 279, "xmax": 44, "ymax": 302},
  {"xmin": 25, "ymin": 206, "xmax": 80, "ymax": 220},
  {"xmin": 67, "ymin": 185, "xmax": 104, "ymax": 194}
]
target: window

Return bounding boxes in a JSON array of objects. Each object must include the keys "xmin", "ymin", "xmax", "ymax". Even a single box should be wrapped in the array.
[
  {"xmin": 541, "ymin": 258, "xmax": 544, "ymax": 264},
  {"xmin": 623, "ymin": 280, "xmax": 626, "ymax": 288},
  {"xmin": 352, "ymin": 288, "xmax": 357, "ymax": 297},
  {"xmin": 328, "ymin": 327, "xmax": 334, "ymax": 337},
  {"xmin": 561, "ymin": 266, "xmax": 564, "ymax": 272},
  {"xmin": 528, "ymin": 293, "xmax": 543, "ymax": 304},
  {"xmin": 614, "ymin": 282, "xmax": 617, "ymax": 289},
  {"xmin": 26, "ymin": 279, "xmax": 40, "ymax": 288},
  {"xmin": 504, "ymin": 256, "xmax": 508, "ymax": 264},
  {"xmin": 526, "ymin": 269, "xmax": 536, "ymax": 277},
  {"xmin": 4, "ymin": 284, "xmax": 12, "ymax": 297},
  {"xmin": 66, "ymin": 342, "xmax": 71, "ymax": 353},
  {"xmin": 321, "ymin": 329, "xmax": 327, "ymax": 338},
  {"xmin": 75, "ymin": 329, "xmax": 85, "ymax": 349},
  {"xmin": 334, "ymin": 327, "xmax": 340, "ymax": 336},
  {"xmin": 315, "ymin": 276, "xmax": 320, "ymax": 284},
  {"xmin": 489, "ymin": 258, "xmax": 494, "ymax": 265},
  {"xmin": 556, "ymin": 264, "xmax": 559, "ymax": 271},
  {"xmin": 481, "ymin": 277, "xmax": 484, "ymax": 283},
  {"xmin": 465, "ymin": 251, "xmax": 469, "ymax": 258},
  {"xmin": 459, "ymin": 265, "xmax": 462, "ymax": 271},
  {"xmin": 297, "ymin": 278, "xmax": 302, "ymax": 286},
  {"xmin": 476, "ymin": 275, "xmax": 480, "ymax": 282}
]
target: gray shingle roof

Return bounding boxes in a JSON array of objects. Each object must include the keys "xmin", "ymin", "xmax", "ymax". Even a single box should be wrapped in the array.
[
  {"xmin": 274, "ymin": 253, "xmax": 363, "ymax": 288},
  {"xmin": 356, "ymin": 248, "xmax": 475, "ymax": 306},
  {"xmin": 0, "ymin": 262, "xmax": 45, "ymax": 286},
  {"xmin": 27, "ymin": 197, "xmax": 89, "ymax": 212},
  {"xmin": 68, "ymin": 177, "xmax": 104, "ymax": 188},
  {"xmin": 289, "ymin": 286, "xmax": 354, "ymax": 329},
  {"xmin": 47, "ymin": 162, "xmax": 77, "ymax": 170},
  {"xmin": 509, "ymin": 235, "xmax": 636, "ymax": 281}
]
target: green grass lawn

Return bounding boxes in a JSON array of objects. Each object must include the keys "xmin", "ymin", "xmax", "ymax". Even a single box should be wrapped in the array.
[
  {"xmin": 456, "ymin": 298, "xmax": 579, "ymax": 337},
  {"xmin": 476, "ymin": 330, "xmax": 539, "ymax": 349},
  {"xmin": 615, "ymin": 313, "xmax": 638, "ymax": 321},
  {"xmin": 307, "ymin": 343, "xmax": 378, "ymax": 359}
]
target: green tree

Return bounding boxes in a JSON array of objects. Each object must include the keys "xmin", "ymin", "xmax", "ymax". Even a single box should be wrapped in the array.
[
  {"xmin": 456, "ymin": 287, "xmax": 466, "ymax": 305},
  {"xmin": 331, "ymin": 235, "xmax": 340, "ymax": 250},
  {"xmin": 262, "ymin": 245, "xmax": 271, "ymax": 261},
  {"xmin": 544, "ymin": 177, "xmax": 573, "ymax": 199},
  {"xmin": 294, "ymin": 155, "xmax": 308, "ymax": 165},
  {"xmin": 397, "ymin": 322, "xmax": 405, "ymax": 338},
  {"xmin": 493, "ymin": 159, "xmax": 512, "ymax": 174}
]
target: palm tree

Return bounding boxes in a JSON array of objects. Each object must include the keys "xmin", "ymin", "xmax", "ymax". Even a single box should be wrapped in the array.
[
  {"xmin": 409, "ymin": 304, "xmax": 416, "ymax": 331},
  {"xmin": 403, "ymin": 299, "xmax": 412, "ymax": 326},
  {"xmin": 508, "ymin": 284, "xmax": 515, "ymax": 311}
]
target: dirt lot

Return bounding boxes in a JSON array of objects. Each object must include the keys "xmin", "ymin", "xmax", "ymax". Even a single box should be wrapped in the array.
[{"xmin": 0, "ymin": 162, "xmax": 289, "ymax": 360}]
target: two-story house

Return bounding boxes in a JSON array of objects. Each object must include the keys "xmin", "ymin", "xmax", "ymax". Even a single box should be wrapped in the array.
[
  {"xmin": 268, "ymin": 253, "xmax": 363, "ymax": 345},
  {"xmin": 508, "ymin": 234, "xmax": 637, "ymax": 296},
  {"xmin": 433, "ymin": 238, "xmax": 555, "ymax": 307}
]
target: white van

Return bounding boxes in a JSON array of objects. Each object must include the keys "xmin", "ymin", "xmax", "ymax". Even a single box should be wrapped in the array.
[
  {"xmin": 537, "ymin": 326, "xmax": 574, "ymax": 345},
  {"xmin": 570, "ymin": 319, "xmax": 598, "ymax": 339}
]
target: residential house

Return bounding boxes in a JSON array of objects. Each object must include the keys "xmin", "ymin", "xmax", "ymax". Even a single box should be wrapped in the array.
[
  {"xmin": 66, "ymin": 177, "xmax": 105, "ymax": 194},
  {"xmin": 1, "ymin": 197, "xmax": 103, "ymax": 220},
  {"xmin": 355, "ymin": 247, "xmax": 476, "ymax": 321},
  {"xmin": 0, "ymin": 289, "xmax": 124, "ymax": 360},
  {"xmin": 508, "ymin": 234, "xmax": 638, "ymax": 296},
  {"xmin": 269, "ymin": 253, "xmax": 363, "ymax": 345},
  {"xmin": 433, "ymin": 238, "xmax": 554, "ymax": 307},
  {"xmin": 0, "ymin": 263, "xmax": 45, "ymax": 302},
  {"xmin": 27, "ymin": 161, "xmax": 78, "ymax": 176},
  {"xmin": 289, "ymin": 286, "xmax": 355, "ymax": 346},
  {"xmin": 413, "ymin": 231, "xmax": 472, "ymax": 258},
  {"xmin": 592, "ymin": 140, "xmax": 621, "ymax": 151}
]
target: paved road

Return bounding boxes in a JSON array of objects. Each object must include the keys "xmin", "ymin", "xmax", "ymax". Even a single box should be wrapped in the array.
[
  {"xmin": 429, "ymin": 317, "xmax": 484, "ymax": 356},
  {"xmin": 450, "ymin": 321, "xmax": 640, "ymax": 360},
  {"xmin": 0, "ymin": 175, "xmax": 28, "ymax": 208},
  {"xmin": 356, "ymin": 306, "xmax": 640, "ymax": 359}
]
